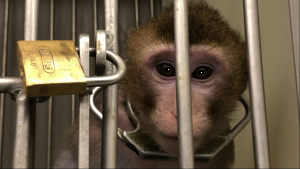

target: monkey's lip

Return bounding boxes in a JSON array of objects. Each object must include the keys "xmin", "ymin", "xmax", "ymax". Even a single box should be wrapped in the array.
[{"xmin": 159, "ymin": 133, "xmax": 178, "ymax": 140}]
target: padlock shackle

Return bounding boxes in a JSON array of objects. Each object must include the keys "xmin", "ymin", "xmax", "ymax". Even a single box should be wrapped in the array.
[{"xmin": 86, "ymin": 50, "xmax": 126, "ymax": 87}]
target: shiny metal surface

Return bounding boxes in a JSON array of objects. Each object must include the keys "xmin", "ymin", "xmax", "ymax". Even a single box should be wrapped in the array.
[
  {"xmin": 113, "ymin": 87, "xmax": 248, "ymax": 161},
  {"xmin": 101, "ymin": 0, "xmax": 118, "ymax": 168},
  {"xmin": 86, "ymin": 50, "xmax": 125, "ymax": 87},
  {"xmin": 174, "ymin": 0, "xmax": 194, "ymax": 168},
  {"xmin": 0, "ymin": 0, "xmax": 9, "ymax": 166},
  {"xmin": 0, "ymin": 1, "xmax": 162, "ymax": 167},
  {"xmin": 243, "ymin": 0, "xmax": 270, "ymax": 168},
  {"xmin": 0, "ymin": 78, "xmax": 22, "ymax": 93},
  {"xmin": 12, "ymin": 89, "xmax": 35, "ymax": 168},
  {"xmin": 16, "ymin": 40, "xmax": 87, "ymax": 97},
  {"xmin": 16, "ymin": 1, "xmax": 38, "ymax": 167},
  {"xmin": 0, "ymin": 50, "xmax": 126, "ymax": 92},
  {"xmin": 135, "ymin": 0, "xmax": 139, "ymax": 27},
  {"xmin": 90, "ymin": 86, "xmax": 103, "ymax": 120},
  {"xmin": 117, "ymin": 98, "xmax": 250, "ymax": 162},
  {"xmin": 95, "ymin": 30, "xmax": 106, "ymax": 76},
  {"xmin": 71, "ymin": 0, "xmax": 76, "ymax": 125},
  {"xmin": 24, "ymin": 0, "xmax": 39, "ymax": 41},
  {"xmin": 47, "ymin": 1, "xmax": 54, "ymax": 168},
  {"xmin": 150, "ymin": 0, "xmax": 154, "ymax": 18},
  {"xmin": 94, "ymin": 0, "xmax": 97, "ymax": 43},
  {"xmin": 78, "ymin": 34, "xmax": 90, "ymax": 168}
]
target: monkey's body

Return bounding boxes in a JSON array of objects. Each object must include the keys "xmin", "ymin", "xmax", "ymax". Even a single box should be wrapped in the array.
[
  {"xmin": 55, "ymin": 1, "xmax": 247, "ymax": 168},
  {"xmin": 55, "ymin": 101, "xmax": 234, "ymax": 168}
]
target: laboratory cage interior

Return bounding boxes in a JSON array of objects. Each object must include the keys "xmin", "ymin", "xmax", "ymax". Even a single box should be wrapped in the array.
[{"xmin": 0, "ymin": 0, "xmax": 299, "ymax": 168}]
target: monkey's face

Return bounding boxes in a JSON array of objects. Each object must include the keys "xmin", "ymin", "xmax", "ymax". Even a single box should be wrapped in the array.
[
  {"xmin": 124, "ymin": 1, "xmax": 247, "ymax": 156},
  {"xmin": 124, "ymin": 44, "xmax": 234, "ymax": 155}
]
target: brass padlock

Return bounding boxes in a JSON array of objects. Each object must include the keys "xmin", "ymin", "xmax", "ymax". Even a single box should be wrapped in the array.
[{"xmin": 17, "ymin": 40, "xmax": 87, "ymax": 97}]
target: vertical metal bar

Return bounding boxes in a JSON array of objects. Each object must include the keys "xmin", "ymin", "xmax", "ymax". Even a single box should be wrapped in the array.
[
  {"xmin": 50, "ymin": 0, "xmax": 54, "ymax": 41},
  {"xmin": 13, "ymin": 0, "xmax": 39, "ymax": 168},
  {"xmin": 94, "ymin": 0, "xmax": 97, "ymax": 43},
  {"xmin": 243, "ymin": 0, "xmax": 270, "ymax": 168},
  {"xmin": 0, "ymin": 0, "xmax": 9, "ymax": 167},
  {"xmin": 288, "ymin": 0, "xmax": 299, "ymax": 113},
  {"xmin": 71, "ymin": 0, "xmax": 76, "ymax": 125},
  {"xmin": 101, "ymin": 0, "xmax": 118, "ymax": 168},
  {"xmin": 78, "ymin": 34, "xmax": 90, "ymax": 168},
  {"xmin": 24, "ymin": 0, "xmax": 39, "ymax": 41},
  {"xmin": 174, "ymin": 0, "xmax": 194, "ymax": 168},
  {"xmin": 150, "ymin": 0, "xmax": 154, "ymax": 18},
  {"xmin": 12, "ymin": 89, "xmax": 35, "ymax": 168},
  {"xmin": 46, "ymin": 1, "xmax": 54, "ymax": 168},
  {"xmin": 135, "ymin": 0, "xmax": 139, "ymax": 28}
]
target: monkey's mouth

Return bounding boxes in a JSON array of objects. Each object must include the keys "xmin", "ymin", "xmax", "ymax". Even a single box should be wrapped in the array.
[{"xmin": 161, "ymin": 134, "xmax": 178, "ymax": 140}]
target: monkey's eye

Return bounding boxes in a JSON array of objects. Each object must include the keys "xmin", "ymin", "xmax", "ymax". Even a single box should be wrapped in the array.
[
  {"xmin": 156, "ymin": 63, "xmax": 175, "ymax": 77},
  {"xmin": 192, "ymin": 66, "xmax": 213, "ymax": 79}
]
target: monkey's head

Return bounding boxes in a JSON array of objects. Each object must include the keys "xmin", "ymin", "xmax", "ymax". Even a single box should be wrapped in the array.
[{"xmin": 123, "ymin": 1, "xmax": 247, "ymax": 156}]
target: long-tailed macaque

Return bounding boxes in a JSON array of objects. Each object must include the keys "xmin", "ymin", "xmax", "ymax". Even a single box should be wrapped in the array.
[{"xmin": 55, "ymin": 1, "xmax": 247, "ymax": 168}]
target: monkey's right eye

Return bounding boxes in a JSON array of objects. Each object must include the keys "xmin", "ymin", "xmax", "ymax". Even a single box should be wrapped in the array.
[{"xmin": 156, "ymin": 63, "xmax": 175, "ymax": 77}]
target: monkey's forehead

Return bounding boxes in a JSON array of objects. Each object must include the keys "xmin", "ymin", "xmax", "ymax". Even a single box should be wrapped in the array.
[
  {"xmin": 127, "ymin": 1, "xmax": 245, "ymax": 56},
  {"xmin": 139, "ymin": 44, "xmax": 225, "ymax": 63}
]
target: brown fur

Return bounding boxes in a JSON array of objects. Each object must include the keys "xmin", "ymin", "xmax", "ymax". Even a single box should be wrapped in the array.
[{"xmin": 55, "ymin": 1, "xmax": 247, "ymax": 168}]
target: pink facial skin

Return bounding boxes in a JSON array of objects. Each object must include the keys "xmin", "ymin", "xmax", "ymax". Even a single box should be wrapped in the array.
[{"xmin": 126, "ymin": 44, "xmax": 229, "ymax": 155}]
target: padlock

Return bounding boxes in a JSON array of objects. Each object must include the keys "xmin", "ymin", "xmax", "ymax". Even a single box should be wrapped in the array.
[{"xmin": 17, "ymin": 40, "xmax": 87, "ymax": 97}]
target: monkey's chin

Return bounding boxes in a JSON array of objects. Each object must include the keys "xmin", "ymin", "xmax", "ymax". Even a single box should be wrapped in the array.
[
  {"xmin": 154, "ymin": 133, "xmax": 180, "ymax": 156},
  {"xmin": 153, "ymin": 132, "xmax": 202, "ymax": 156}
]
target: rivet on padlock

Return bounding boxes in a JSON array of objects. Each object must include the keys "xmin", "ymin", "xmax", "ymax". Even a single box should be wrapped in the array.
[{"xmin": 16, "ymin": 40, "xmax": 87, "ymax": 97}]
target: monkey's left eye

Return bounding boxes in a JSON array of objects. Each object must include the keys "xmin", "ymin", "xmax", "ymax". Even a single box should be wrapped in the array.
[
  {"xmin": 192, "ymin": 66, "xmax": 213, "ymax": 79},
  {"xmin": 156, "ymin": 63, "xmax": 175, "ymax": 77}
]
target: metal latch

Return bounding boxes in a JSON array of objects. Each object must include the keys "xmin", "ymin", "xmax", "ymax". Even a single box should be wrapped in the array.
[{"xmin": 90, "ymin": 87, "xmax": 250, "ymax": 162}]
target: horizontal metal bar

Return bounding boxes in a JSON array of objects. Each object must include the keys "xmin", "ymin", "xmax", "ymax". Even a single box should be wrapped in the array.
[{"xmin": 0, "ymin": 78, "xmax": 22, "ymax": 93}]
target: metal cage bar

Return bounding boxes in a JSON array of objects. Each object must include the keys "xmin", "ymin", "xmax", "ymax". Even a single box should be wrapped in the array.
[
  {"xmin": 101, "ymin": 0, "xmax": 119, "ymax": 168},
  {"xmin": 150, "ymin": 0, "xmax": 154, "ymax": 18},
  {"xmin": 0, "ymin": 0, "xmax": 284, "ymax": 168},
  {"xmin": 13, "ymin": 90, "xmax": 35, "ymax": 168},
  {"xmin": 0, "ymin": 0, "xmax": 9, "ymax": 166},
  {"xmin": 71, "ymin": 0, "xmax": 76, "ymax": 125},
  {"xmin": 12, "ymin": 0, "xmax": 39, "ymax": 168},
  {"xmin": 174, "ymin": 0, "xmax": 194, "ymax": 168},
  {"xmin": 135, "ymin": 0, "xmax": 139, "ymax": 28},
  {"xmin": 78, "ymin": 34, "xmax": 90, "ymax": 168},
  {"xmin": 288, "ymin": 0, "xmax": 299, "ymax": 114},
  {"xmin": 46, "ymin": 1, "xmax": 54, "ymax": 168},
  {"xmin": 243, "ymin": 0, "xmax": 270, "ymax": 168}
]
